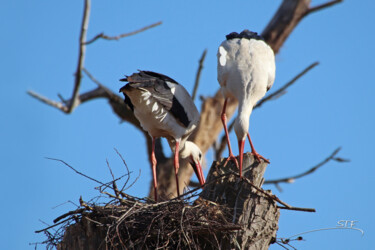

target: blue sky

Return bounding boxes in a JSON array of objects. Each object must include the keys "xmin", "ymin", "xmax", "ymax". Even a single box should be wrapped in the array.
[{"xmin": 1, "ymin": 0, "xmax": 374, "ymax": 249}]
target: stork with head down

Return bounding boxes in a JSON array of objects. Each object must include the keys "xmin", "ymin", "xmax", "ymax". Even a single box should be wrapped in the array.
[
  {"xmin": 217, "ymin": 30, "xmax": 276, "ymax": 177},
  {"xmin": 119, "ymin": 71, "xmax": 205, "ymax": 201}
]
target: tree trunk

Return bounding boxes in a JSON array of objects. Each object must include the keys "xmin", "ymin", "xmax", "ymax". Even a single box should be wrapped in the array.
[{"xmin": 199, "ymin": 154, "xmax": 279, "ymax": 249}]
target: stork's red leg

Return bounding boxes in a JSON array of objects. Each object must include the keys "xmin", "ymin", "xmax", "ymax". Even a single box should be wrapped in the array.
[
  {"xmin": 221, "ymin": 98, "xmax": 240, "ymax": 169},
  {"xmin": 174, "ymin": 141, "xmax": 181, "ymax": 198},
  {"xmin": 151, "ymin": 137, "xmax": 158, "ymax": 201},
  {"xmin": 247, "ymin": 133, "xmax": 270, "ymax": 163}
]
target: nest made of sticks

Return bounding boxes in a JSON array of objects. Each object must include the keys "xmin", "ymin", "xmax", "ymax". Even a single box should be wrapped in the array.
[{"xmin": 37, "ymin": 189, "xmax": 241, "ymax": 250}]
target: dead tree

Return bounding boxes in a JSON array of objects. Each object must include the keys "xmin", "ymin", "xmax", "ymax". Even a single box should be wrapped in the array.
[
  {"xmin": 28, "ymin": 0, "xmax": 343, "ymax": 199},
  {"xmin": 31, "ymin": 1, "xmax": 347, "ymax": 248}
]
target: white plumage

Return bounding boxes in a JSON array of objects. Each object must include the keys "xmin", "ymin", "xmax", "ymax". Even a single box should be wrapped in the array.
[
  {"xmin": 120, "ymin": 71, "xmax": 205, "ymax": 201},
  {"xmin": 217, "ymin": 30, "xmax": 275, "ymax": 176}
]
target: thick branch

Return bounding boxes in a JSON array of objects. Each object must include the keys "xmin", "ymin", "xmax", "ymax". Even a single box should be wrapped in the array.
[{"xmin": 84, "ymin": 21, "xmax": 162, "ymax": 45}]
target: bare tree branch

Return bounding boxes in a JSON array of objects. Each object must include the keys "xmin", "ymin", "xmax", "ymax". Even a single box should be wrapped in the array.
[
  {"xmin": 46, "ymin": 157, "xmax": 105, "ymax": 186},
  {"xmin": 27, "ymin": 90, "xmax": 69, "ymax": 112},
  {"xmin": 29, "ymin": 0, "xmax": 344, "ymax": 200},
  {"xmin": 306, "ymin": 0, "xmax": 343, "ymax": 16},
  {"xmin": 84, "ymin": 21, "xmax": 162, "ymax": 45},
  {"xmin": 255, "ymin": 61, "xmax": 319, "ymax": 109},
  {"xmin": 191, "ymin": 49, "xmax": 207, "ymax": 101},
  {"xmin": 68, "ymin": 0, "xmax": 91, "ymax": 113},
  {"xmin": 264, "ymin": 147, "xmax": 349, "ymax": 185},
  {"xmin": 277, "ymin": 206, "xmax": 316, "ymax": 212}
]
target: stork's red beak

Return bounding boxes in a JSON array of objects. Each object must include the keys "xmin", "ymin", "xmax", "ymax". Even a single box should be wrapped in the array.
[
  {"xmin": 190, "ymin": 157, "xmax": 205, "ymax": 188},
  {"xmin": 238, "ymin": 139, "xmax": 245, "ymax": 178}
]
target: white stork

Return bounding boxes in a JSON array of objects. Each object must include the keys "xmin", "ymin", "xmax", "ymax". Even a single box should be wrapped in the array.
[
  {"xmin": 119, "ymin": 71, "xmax": 205, "ymax": 201},
  {"xmin": 217, "ymin": 30, "xmax": 276, "ymax": 177}
]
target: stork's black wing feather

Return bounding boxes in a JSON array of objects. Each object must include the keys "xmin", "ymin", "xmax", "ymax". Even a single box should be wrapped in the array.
[{"xmin": 119, "ymin": 71, "xmax": 191, "ymax": 128}]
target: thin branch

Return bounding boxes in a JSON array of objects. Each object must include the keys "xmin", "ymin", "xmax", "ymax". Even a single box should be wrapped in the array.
[
  {"xmin": 28, "ymin": 87, "xmax": 113, "ymax": 113},
  {"xmin": 46, "ymin": 157, "xmax": 105, "ymax": 186},
  {"xmin": 264, "ymin": 147, "xmax": 349, "ymax": 185},
  {"xmin": 306, "ymin": 0, "xmax": 343, "ymax": 16},
  {"xmin": 68, "ymin": 0, "xmax": 91, "ymax": 113},
  {"xmin": 255, "ymin": 61, "xmax": 319, "ymax": 109},
  {"xmin": 27, "ymin": 90, "xmax": 68, "ymax": 112},
  {"xmin": 191, "ymin": 49, "xmax": 207, "ymax": 101},
  {"xmin": 82, "ymin": 68, "xmax": 108, "ymax": 89},
  {"xmin": 277, "ymin": 206, "xmax": 316, "ymax": 212},
  {"xmin": 84, "ymin": 21, "xmax": 162, "ymax": 45},
  {"xmin": 53, "ymin": 208, "xmax": 86, "ymax": 224},
  {"xmin": 35, "ymin": 217, "xmax": 73, "ymax": 234}
]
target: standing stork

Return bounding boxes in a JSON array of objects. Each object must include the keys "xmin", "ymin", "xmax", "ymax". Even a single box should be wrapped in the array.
[
  {"xmin": 217, "ymin": 30, "xmax": 276, "ymax": 177},
  {"xmin": 119, "ymin": 71, "xmax": 205, "ymax": 201}
]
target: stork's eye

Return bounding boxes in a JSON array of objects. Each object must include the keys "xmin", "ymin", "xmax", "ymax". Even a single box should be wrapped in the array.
[{"xmin": 199, "ymin": 153, "xmax": 202, "ymax": 160}]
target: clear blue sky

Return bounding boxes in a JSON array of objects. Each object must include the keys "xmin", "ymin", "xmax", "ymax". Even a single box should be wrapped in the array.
[{"xmin": 1, "ymin": 0, "xmax": 374, "ymax": 249}]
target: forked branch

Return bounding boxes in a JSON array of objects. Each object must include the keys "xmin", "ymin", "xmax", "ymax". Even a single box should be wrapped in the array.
[
  {"xmin": 84, "ymin": 21, "xmax": 162, "ymax": 45},
  {"xmin": 264, "ymin": 147, "xmax": 349, "ymax": 185}
]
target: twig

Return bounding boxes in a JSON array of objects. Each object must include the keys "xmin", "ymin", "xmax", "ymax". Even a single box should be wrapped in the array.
[
  {"xmin": 53, "ymin": 208, "xmax": 86, "ymax": 223},
  {"xmin": 46, "ymin": 157, "xmax": 105, "ymax": 185},
  {"xmin": 191, "ymin": 49, "xmax": 207, "ymax": 101},
  {"xmin": 306, "ymin": 0, "xmax": 343, "ymax": 16},
  {"xmin": 35, "ymin": 217, "xmax": 73, "ymax": 233},
  {"xmin": 214, "ymin": 62, "xmax": 319, "ymax": 159},
  {"xmin": 82, "ymin": 68, "xmax": 113, "ymax": 95},
  {"xmin": 255, "ymin": 61, "xmax": 319, "ymax": 109},
  {"xmin": 114, "ymin": 148, "xmax": 131, "ymax": 192},
  {"xmin": 84, "ymin": 21, "xmax": 162, "ymax": 45},
  {"xmin": 264, "ymin": 147, "xmax": 349, "ymax": 185},
  {"xmin": 28, "ymin": 85, "xmax": 119, "ymax": 113},
  {"xmin": 27, "ymin": 90, "xmax": 68, "ymax": 112},
  {"xmin": 277, "ymin": 206, "xmax": 316, "ymax": 212},
  {"xmin": 68, "ymin": 0, "xmax": 91, "ymax": 113}
]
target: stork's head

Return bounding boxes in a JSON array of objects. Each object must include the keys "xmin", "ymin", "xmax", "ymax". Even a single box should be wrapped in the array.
[{"xmin": 181, "ymin": 141, "xmax": 205, "ymax": 188}]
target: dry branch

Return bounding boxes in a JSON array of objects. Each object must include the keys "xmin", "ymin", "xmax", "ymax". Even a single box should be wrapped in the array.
[
  {"xmin": 306, "ymin": 0, "xmax": 343, "ymax": 16},
  {"xmin": 255, "ymin": 62, "xmax": 319, "ymax": 109},
  {"xmin": 69, "ymin": 0, "xmax": 91, "ymax": 113},
  {"xmin": 84, "ymin": 21, "xmax": 162, "ymax": 45},
  {"xmin": 191, "ymin": 49, "xmax": 207, "ymax": 101},
  {"xmin": 28, "ymin": 0, "xmax": 345, "ymax": 202},
  {"xmin": 264, "ymin": 147, "xmax": 349, "ymax": 186}
]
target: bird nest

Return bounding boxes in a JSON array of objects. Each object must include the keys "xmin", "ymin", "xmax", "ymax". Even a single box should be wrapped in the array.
[{"xmin": 37, "ymin": 189, "xmax": 240, "ymax": 250}]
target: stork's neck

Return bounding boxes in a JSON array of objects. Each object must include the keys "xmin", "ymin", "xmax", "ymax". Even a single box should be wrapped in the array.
[
  {"xmin": 179, "ymin": 140, "xmax": 195, "ymax": 159},
  {"xmin": 234, "ymin": 102, "xmax": 252, "ymax": 141}
]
